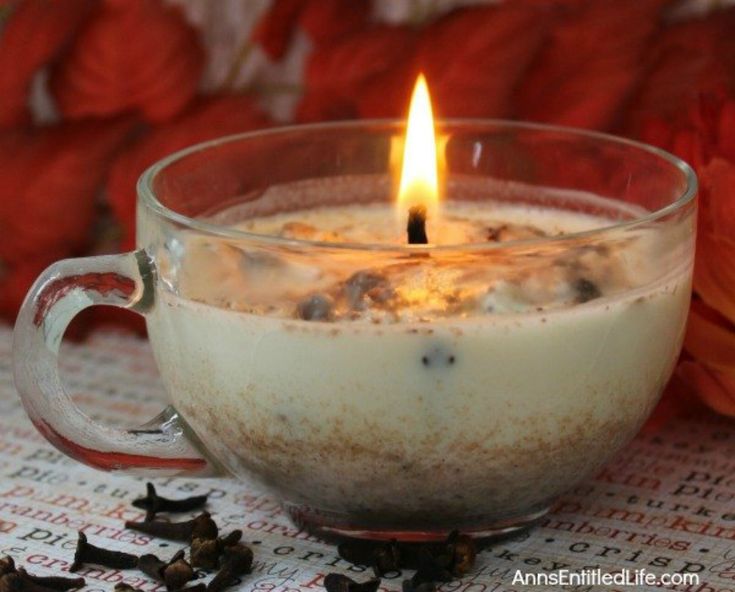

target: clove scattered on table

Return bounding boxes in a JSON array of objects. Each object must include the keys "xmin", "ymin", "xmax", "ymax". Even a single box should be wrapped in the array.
[
  {"xmin": 70, "ymin": 533, "xmax": 138, "ymax": 573},
  {"xmin": 133, "ymin": 483, "xmax": 209, "ymax": 521},
  {"xmin": 125, "ymin": 512, "xmax": 218, "ymax": 543},
  {"xmin": 1, "ymin": 483, "xmax": 478, "ymax": 592}
]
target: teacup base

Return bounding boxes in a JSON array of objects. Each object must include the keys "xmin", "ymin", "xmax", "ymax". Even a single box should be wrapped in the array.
[{"xmin": 284, "ymin": 504, "xmax": 550, "ymax": 542}]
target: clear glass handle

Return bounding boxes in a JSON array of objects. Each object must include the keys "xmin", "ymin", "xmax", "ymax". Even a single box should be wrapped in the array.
[{"xmin": 13, "ymin": 250, "xmax": 213, "ymax": 476}]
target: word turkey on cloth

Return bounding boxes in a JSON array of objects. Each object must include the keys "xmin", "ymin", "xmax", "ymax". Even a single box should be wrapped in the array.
[{"xmin": 0, "ymin": 328, "xmax": 734, "ymax": 592}]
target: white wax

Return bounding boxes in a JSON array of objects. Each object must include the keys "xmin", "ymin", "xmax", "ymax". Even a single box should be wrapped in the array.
[{"xmin": 146, "ymin": 197, "xmax": 692, "ymax": 524}]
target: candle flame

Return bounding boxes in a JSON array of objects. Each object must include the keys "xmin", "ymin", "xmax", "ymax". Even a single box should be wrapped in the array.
[{"xmin": 397, "ymin": 74, "xmax": 439, "ymax": 212}]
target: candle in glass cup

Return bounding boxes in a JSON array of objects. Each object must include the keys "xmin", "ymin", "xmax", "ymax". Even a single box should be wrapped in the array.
[{"xmin": 144, "ymin": 77, "xmax": 692, "ymax": 535}]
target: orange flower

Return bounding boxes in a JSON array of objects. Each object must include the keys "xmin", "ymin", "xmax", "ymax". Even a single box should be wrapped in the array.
[
  {"xmin": 0, "ymin": 0, "xmax": 93, "ymax": 127},
  {"xmin": 680, "ymin": 301, "xmax": 735, "ymax": 417},
  {"xmin": 107, "ymin": 94, "xmax": 270, "ymax": 250},
  {"xmin": 50, "ymin": 0, "xmax": 204, "ymax": 123},
  {"xmin": 641, "ymin": 96, "xmax": 735, "ymax": 417}
]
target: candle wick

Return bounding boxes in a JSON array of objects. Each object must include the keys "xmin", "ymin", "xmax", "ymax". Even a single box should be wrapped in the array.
[{"xmin": 407, "ymin": 205, "xmax": 429, "ymax": 245}]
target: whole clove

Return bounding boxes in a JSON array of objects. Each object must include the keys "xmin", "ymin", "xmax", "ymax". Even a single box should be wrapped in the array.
[
  {"xmin": 345, "ymin": 272, "xmax": 393, "ymax": 311},
  {"xmin": 189, "ymin": 539, "xmax": 219, "ymax": 571},
  {"xmin": 0, "ymin": 572, "xmax": 60, "ymax": 592},
  {"xmin": 402, "ymin": 580, "xmax": 435, "ymax": 592},
  {"xmin": 337, "ymin": 532, "xmax": 476, "ymax": 584},
  {"xmin": 371, "ymin": 540, "xmax": 401, "ymax": 576},
  {"xmin": 0, "ymin": 559, "xmax": 84, "ymax": 592},
  {"xmin": 323, "ymin": 574, "xmax": 380, "ymax": 592},
  {"xmin": 0, "ymin": 558, "xmax": 15, "ymax": 577},
  {"xmin": 446, "ymin": 532, "xmax": 476, "ymax": 577},
  {"xmin": 125, "ymin": 512, "xmax": 218, "ymax": 543},
  {"xmin": 338, "ymin": 539, "xmax": 403, "ymax": 575},
  {"xmin": 17, "ymin": 569, "xmax": 85, "ymax": 592},
  {"xmin": 207, "ymin": 544, "xmax": 253, "ymax": 592},
  {"xmin": 164, "ymin": 554, "xmax": 195, "ymax": 591},
  {"xmin": 297, "ymin": 294, "xmax": 334, "ymax": 321},
  {"xmin": 137, "ymin": 554, "xmax": 167, "ymax": 582},
  {"xmin": 133, "ymin": 483, "xmax": 208, "ymax": 521},
  {"xmin": 190, "ymin": 530, "xmax": 242, "ymax": 571},
  {"xmin": 70, "ymin": 532, "xmax": 138, "ymax": 572},
  {"xmin": 337, "ymin": 541, "xmax": 374, "ymax": 567},
  {"xmin": 411, "ymin": 546, "xmax": 453, "ymax": 585},
  {"xmin": 573, "ymin": 277, "xmax": 601, "ymax": 303},
  {"xmin": 218, "ymin": 531, "xmax": 242, "ymax": 548},
  {"xmin": 137, "ymin": 550, "xmax": 194, "ymax": 591}
]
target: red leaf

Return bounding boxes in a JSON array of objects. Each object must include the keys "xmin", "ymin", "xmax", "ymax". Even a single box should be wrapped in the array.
[
  {"xmin": 298, "ymin": 25, "xmax": 417, "ymax": 121},
  {"xmin": 0, "ymin": 0, "xmax": 94, "ymax": 128},
  {"xmin": 641, "ymin": 372, "xmax": 701, "ymax": 433},
  {"xmin": 295, "ymin": 89, "xmax": 357, "ymax": 123},
  {"xmin": 356, "ymin": 3, "xmax": 548, "ymax": 119},
  {"xmin": 50, "ymin": 0, "xmax": 205, "ymax": 123},
  {"xmin": 251, "ymin": 0, "xmax": 307, "ymax": 60},
  {"xmin": 419, "ymin": 3, "xmax": 547, "ymax": 119},
  {"xmin": 0, "ymin": 118, "xmax": 134, "ymax": 265},
  {"xmin": 679, "ymin": 359, "xmax": 735, "ymax": 418},
  {"xmin": 299, "ymin": 0, "xmax": 371, "ymax": 47},
  {"xmin": 107, "ymin": 94, "xmax": 271, "ymax": 250},
  {"xmin": 308, "ymin": 25, "xmax": 416, "ymax": 97},
  {"xmin": 681, "ymin": 299, "xmax": 735, "ymax": 418},
  {"xmin": 637, "ymin": 94, "xmax": 735, "ymax": 418},
  {"xmin": 0, "ymin": 255, "xmax": 62, "ymax": 324},
  {"xmin": 253, "ymin": 0, "xmax": 371, "ymax": 61},
  {"xmin": 623, "ymin": 7, "xmax": 735, "ymax": 135},
  {"xmin": 700, "ymin": 158, "xmax": 735, "ymax": 241},
  {"xmin": 517, "ymin": 0, "xmax": 669, "ymax": 130}
]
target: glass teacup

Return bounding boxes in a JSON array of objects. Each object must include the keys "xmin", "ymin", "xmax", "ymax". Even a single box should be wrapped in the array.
[{"xmin": 13, "ymin": 121, "xmax": 696, "ymax": 540}]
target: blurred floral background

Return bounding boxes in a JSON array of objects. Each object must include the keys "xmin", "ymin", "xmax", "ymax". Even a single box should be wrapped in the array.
[{"xmin": 1, "ymin": 0, "xmax": 734, "ymax": 417}]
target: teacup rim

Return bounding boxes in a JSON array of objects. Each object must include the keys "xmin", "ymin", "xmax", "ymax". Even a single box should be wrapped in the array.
[{"xmin": 137, "ymin": 118, "xmax": 698, "ymax": 253}]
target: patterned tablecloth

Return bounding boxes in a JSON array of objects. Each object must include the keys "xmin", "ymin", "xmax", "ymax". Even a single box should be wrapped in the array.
[{"xmin": 0, "ymin": 326, "xmax": 734, "ymax": 592}]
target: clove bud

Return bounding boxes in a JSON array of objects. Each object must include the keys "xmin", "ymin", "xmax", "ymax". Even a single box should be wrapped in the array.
[
  {"xmin": 164, "ymin": 554, "xmax": 195, "ymax": 591},
  {"xmin": 132, "ymin": 483, "xmax": 208, "ymax": 521},
  {"xmin": 371, "ymin": 540, "xmax": 401, "ymax": 576},
  {"xmin": 207, "ymin": 544, "xmax": 253, "ymax": 592},
  {"xmin": 323, "ymin": 574, "xmax": 380, "ymax": 592},
  {"xmin": 446, "ymin": 532, "xmax": 476, "ymax": 577},
  {"xmin": 70, "ymin": 532, "xmax": 138, "ymax": 572},
  {"xmin": 125, "ymin": 512, "xmax": 218, "ymax": 542},
  {"xmin": 573, "ymin": 277, "xmax": 601, "ymax": 303},
  {"xmin": 190, "ymin": 531, "xmax": 243, "ymax": 571},
  {"xmin": 17, "ymin": 570, "xmax": 85, "ymax": 592},
  {"xmin": 137, "ymin": 551, "xmax": 194, "ymax": 591},
  {"xmin": 0, "ymin": 559, "xmax": 84, "ymax": 592},
  {"xmin": 0, "ymin": 573, "xmax": 59, "ymax": 592},
  {"xmin": 0, "ymin": 558, "xmax": 14, "ymax": 577},
  {"xmin": 402, "ymin": 580, "xmax": 435, "ymax": 592}
]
